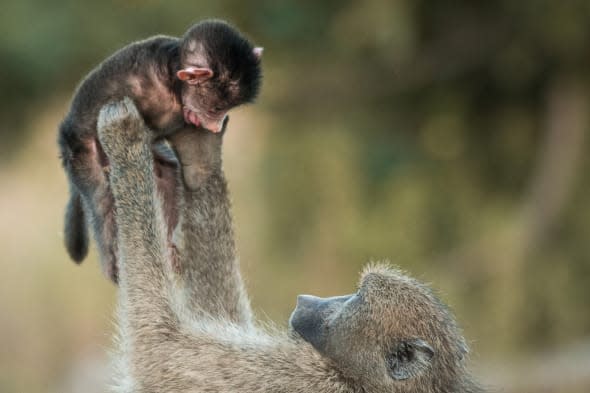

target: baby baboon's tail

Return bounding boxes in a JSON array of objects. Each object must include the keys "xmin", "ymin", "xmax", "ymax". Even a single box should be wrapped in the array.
[{"xmin": 64, "ymin": 189, "xmax": 89, "ymax": 263}]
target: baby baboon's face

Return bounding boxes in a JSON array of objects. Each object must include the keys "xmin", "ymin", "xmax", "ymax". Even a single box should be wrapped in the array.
[
  {"xmin": 289, "ymin": 265, "xmax": 469, "ymax": 391},
  {"xmin": 177, "ymin": 21, "xmax": 262, "ymax": 133}
]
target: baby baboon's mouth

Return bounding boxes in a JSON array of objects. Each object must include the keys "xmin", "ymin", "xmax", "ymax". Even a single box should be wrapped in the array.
[{"xmin": 183, "ymin": 107, "xmax": 201, "ymax": 127}]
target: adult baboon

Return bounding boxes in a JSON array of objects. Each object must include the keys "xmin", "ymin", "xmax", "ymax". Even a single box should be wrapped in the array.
[{"xmin": 100, "ymin": 98, "xmax": 482, "ymax": 393}]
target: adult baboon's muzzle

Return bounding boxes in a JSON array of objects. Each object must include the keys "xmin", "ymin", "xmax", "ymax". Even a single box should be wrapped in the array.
[{"xmin": 289, "ymin": 294, "xmax": 352, "ymax": 354}]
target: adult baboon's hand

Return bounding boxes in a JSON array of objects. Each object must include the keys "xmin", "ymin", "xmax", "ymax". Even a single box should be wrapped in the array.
[
  {"xmin": 167, "ymin": 115, "xmax": 230, "ymax": 190},
  {"xmin": 97, "ymin": 97, "xmax": 151, "ymax": 164}
]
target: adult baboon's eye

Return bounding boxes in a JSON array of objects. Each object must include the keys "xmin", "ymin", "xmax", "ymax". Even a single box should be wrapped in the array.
[{"xmin": 386, "ymin": 339, "xmax": 434, "ymax": 380}]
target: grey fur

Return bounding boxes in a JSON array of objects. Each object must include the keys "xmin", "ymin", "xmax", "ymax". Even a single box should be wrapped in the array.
[
  {"xmin": 99, "ymin": 98, "xmax": 482, "ymax": 392},
  {"xmin": 167, "ymin": 121, "xmax": 253, "ymax": 327}
]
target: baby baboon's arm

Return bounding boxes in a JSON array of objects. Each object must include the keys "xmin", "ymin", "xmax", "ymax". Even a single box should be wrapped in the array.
[{"xmin": 167, "ymin": 121, "xmax": 252, "ymax": 327}]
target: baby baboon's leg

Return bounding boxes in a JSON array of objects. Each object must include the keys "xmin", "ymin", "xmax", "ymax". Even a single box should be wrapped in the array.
[{"xmin": 167, "ymin": 120, "xmax": 252, "ymax": 327}]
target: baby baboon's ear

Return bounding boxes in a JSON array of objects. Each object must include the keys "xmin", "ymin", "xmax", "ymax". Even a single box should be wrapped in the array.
[
  {"xmin": 177, "ymin": 67, "xmax": 213, "ymax": 84},
  {"xmin": 253, "ymin": 47, "xmax": 263, "ymax": 59},
  {"xmin": 387, "ymin": 338, "xmax": 434, "ymax": 380}
]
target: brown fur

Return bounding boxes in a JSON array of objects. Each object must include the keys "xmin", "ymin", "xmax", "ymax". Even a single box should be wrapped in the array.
[
  {"xmin": 99, "ymin": 98, "xmax": 482, "ymax": 392},
  {"xmin": 58, "ymin": 20, "xmax": 262, "ymax": 281}
]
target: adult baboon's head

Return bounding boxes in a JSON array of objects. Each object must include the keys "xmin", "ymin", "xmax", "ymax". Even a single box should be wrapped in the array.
[{"xmin": 290, "ymin": 264, "xmax": 476, "ymax": 392}]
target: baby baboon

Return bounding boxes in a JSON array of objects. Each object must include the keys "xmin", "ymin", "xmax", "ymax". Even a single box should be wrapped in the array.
[
  {"xmin": 99, "ymin": 98, "xmax": 482, "ymax": 393},
  {"xmin": 58, "ymin": 19, "xmax": 262, "ymax": 281}
]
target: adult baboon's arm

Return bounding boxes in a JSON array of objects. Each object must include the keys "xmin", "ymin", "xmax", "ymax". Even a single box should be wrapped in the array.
[
  {"xmin": 97, "ymin": 98, "xmax": 178, "ymax": 338},
  {"xmin": 167, "ymin": 120, "xmax": 253, "ymax": 327}
]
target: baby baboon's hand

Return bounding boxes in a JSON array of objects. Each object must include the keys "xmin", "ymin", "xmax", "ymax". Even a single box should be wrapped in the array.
[{"xmin": 97, "ymin": 97, "xmax": 150, "ymax": 163}]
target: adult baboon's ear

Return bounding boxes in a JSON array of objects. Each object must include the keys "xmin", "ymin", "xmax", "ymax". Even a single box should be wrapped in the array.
[{"xmin": 387, "ymin": 339, "xmax": 434, "ymax": 380}]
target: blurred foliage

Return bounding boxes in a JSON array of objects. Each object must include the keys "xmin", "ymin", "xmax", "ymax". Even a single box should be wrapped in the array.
[{"xmin": 1, "ymin": 0, "xmax": 589, "ymax": 392}]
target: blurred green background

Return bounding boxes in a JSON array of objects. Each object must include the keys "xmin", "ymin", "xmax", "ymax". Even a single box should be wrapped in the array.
[{"xmin": 1, "ymin": 1, "xmax": 589, "ymax": 392}]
